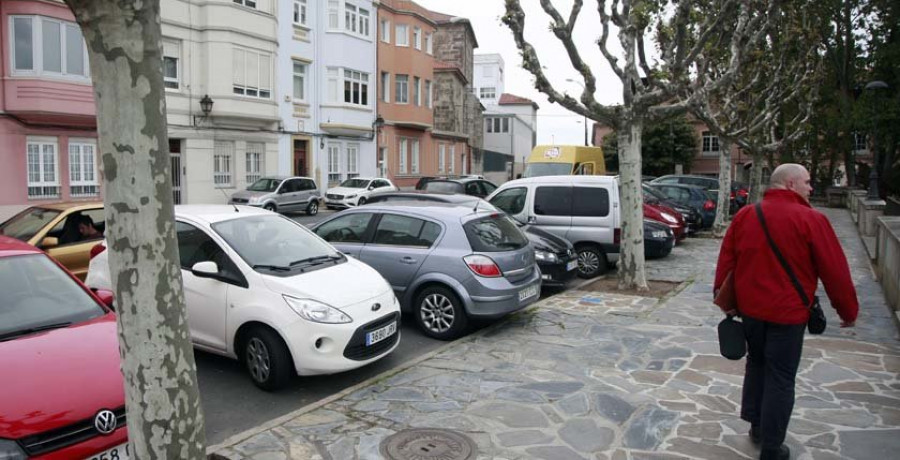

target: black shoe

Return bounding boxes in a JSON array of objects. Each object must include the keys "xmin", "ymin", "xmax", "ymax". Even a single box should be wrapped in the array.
[
  {"xmin": 760, "ymin": 445, "xmax": 790, "ymax": 460},
  {"xmin": 750, "ymin": 425, "xmax": 761, "ymax": 445}
]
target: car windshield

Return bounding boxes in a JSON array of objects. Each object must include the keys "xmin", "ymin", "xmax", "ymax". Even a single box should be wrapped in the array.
[
  {"xmin": 212, "ymin": 215, "xmax": 340, "ymax": 271},
  {"xmin": 523, "ymin": 163, "xmax": 572, "ymax": 177},
  {"xmin": 247, "ymin": 178, "xmax": 282, "ymax": 192},
  {"xmin": 0, "ymin": 254, "xmax": 105, "ymax": 340},
  {"xmin": 424, "ymin": 182, "xmax": 463, "ymax": 194},
  {"xmin": 0, "ymin": 207, "xmax": 61, "ymax": 242},
  {"xmin": 463, "ymin": 214, "xmax": 529, "ymax": 252},
  {"xmin": 643, "ymin": 185, "xmax": 667, "ymax": 202},
  {"xmin": 340, "ymin": 179, "xmax": 370, "ymax": 189}
]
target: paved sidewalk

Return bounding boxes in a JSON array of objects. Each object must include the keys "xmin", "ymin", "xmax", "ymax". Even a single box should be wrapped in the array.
[{"xmin": 212, "ymin": 208, "xmax": 900, "ymax": 460}]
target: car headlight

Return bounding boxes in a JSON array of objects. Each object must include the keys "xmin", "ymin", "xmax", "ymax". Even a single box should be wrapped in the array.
[
  {"xmin": 651, "ymin": 230, "xmax": 668, "ymax": 238},
  {"xmin": 0, "ymin": 439, "xmax": 27, "ymax": 460},
  {"xmin": 248, "ymin": 196, "xmax": 260, "ymax": 204},
  {"xmin": 660, "ymin": 212, "xmax": 678, "ymax": 224},
  {"xmin": 345, "ymin": 194, "xmax": 357, "ymax": 199},
  {"xmin": 534, "ymin": 250, "xmax": 558, "ymax": 263},
  {"xmin": 283, "ymin": 296, "xmax": 352, "ymax": 324}
]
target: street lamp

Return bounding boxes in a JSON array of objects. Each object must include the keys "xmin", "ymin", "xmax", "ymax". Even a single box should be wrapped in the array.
[
  {"xmin": 565, "ymin": 78, "xmax": 589, "ymax": 146},
  {"xmin": 864, "ymin": 80, "xmax": 889, "ymax": 200}
]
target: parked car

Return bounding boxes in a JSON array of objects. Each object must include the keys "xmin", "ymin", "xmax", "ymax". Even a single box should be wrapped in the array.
[
  {"xmin": 487, "ymin": 175, "xmax": 621, "ymax": 278},
  {"xmin": 312, "ymin": 203, "xmax": 542, "ymax": 340},
  {"xmin": 0, "ymin": 236, "xmax": 127, "ymax": 460},
  {"xmin": 325, "ymin": 177, "xmax": 397, "ymax": 209},
  {"xmin": 230, "ymin": 176, "xmax": 321, "ymax": 215},
  {"xmin": 86, "ymin": 205, "xmax": 400, "ymax": 390},
  {"xmin": 651, "ymin": 174, "xmax": 746, "ymax": 214},
  {"xmin": 643, "ymin": 184, "xmax": 702, "ymax": 235},
  {"xmin": 644, "ymin": 219, "xmax": 676, "ymax": 259},
  {"xmin": 363, "ymin": 192, "xmax": 577, "ymax": 287},
  {"xmin": 650, "ymin": 183, "xmax": 718, "ymax": 228},
  {"xmin": 0, "ymin": 202, "xmax": 104, "ymax": 280},
  {"xmin": 414, "ymin": 176, "xmax": 448, "ymax": 190},
  {"xmin": 422, "ymin": 177, "xmax": 499, "ymax": 198}
]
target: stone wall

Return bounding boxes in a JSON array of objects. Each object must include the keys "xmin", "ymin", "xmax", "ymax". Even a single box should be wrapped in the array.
[
  {"xmin": 433, "ymin": 22, "xmax": 474, "ymax": 82},
  {"xmin": 433, "ymin": 72, "xmax": 465, "ymax": 134},
  {"xmin": 875, "ymin": 217, "xmax": 900, "ymax": 320}
]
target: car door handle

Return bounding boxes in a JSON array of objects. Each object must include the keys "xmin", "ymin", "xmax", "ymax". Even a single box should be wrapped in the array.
[{"xmin": 400, "ymin": 256, "xmax": 417, "ymax": 264}]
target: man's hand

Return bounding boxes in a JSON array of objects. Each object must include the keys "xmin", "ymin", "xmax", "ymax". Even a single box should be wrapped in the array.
[{"xmin": 840, "ymin": 320, "xmax": 855, "ymax": 328}]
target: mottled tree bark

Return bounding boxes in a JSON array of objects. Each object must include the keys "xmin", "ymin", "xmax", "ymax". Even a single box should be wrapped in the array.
[
  {"xmin": 616, "ymin": 117, "xmax": 647, "ymax": 290},
  {"xmin": 64, "ymin": 1, "xmax": 206, "ymax": 458},
  {"xmin": 713, "ymin": 139, "xmax": 732, "ymax": 237},
  {"xmin": 748, "ymin": 153, "xmax": 765, "ymax": 203}
]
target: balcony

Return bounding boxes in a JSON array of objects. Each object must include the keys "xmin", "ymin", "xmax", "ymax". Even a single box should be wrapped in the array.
[{"xmin": 2, "ymin": 77, "xmax": 96, "ymax": 128}]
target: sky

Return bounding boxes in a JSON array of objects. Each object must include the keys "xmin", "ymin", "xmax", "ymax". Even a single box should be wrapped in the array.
[{"xmin": 413, "ymin": 0, "xmax": 625, "ymax": 147}]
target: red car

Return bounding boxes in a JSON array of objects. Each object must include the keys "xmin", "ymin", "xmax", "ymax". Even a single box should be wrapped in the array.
[
  {"xmin": 644, "ymin": 203, "xmax": 687, "ymax": 242},
  {"xmin": 0, "ymin": 236, "xmax": 128, "ymax": 460}
]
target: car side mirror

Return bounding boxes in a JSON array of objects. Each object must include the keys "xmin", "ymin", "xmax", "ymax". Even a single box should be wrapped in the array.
[
  {"xmin": 93, "ymin": 288, "xmax": 116, "ymax": 310},
  {"xmin": 191, "ymin": 261, "xmax": 220, "ymax": 278},
  {"xmin": 41, "ymin": 237, "xmax": 59, "ymax": 248}
]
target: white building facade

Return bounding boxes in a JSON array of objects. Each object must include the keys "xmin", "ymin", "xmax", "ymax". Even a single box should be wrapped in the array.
[{"xmin": 473, "ymin": 53, "xmax": 504, "ymax": 108}]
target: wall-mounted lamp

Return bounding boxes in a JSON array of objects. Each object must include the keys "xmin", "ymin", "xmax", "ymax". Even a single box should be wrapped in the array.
[{"xmin": 193, "ymin": 94, "xmax": 214, "ymax": 127}]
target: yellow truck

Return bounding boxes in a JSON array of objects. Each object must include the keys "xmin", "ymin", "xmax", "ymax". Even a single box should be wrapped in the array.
[{"xmin": 523, "ymin": 145, "xmax": 606, "ymax": 178}]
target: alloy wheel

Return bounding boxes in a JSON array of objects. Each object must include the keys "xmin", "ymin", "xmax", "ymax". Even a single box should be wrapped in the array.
[
  {"xmin": 308, "ymin": 201, "xmax": 318, "ymax": 215},
  {"xmin": 578, "ymin": 250, "xmax": 600, "ymax": 275},
  {"xmin": 420, "ymin": 293, "xmax": 455, "ymax": 333},
  {"xmin": 246, "ymin": 337, "xmax": 271, "ymax": 384}
]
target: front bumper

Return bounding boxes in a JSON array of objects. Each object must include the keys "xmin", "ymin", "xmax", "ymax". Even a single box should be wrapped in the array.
[
  {"xmin": 464, "ymin": 265, "xmax": 543, "ymax": 319},
  {"xmin": 645, "ymin": 236, "xmax": 675, "ymax": 259},
  {"xmin": 324, "ymin": 194, "xmax": 359, "ymax": 208},
  {"xmin": 537, "ymin": 257, "xmax": 578, "ymax": 287}
]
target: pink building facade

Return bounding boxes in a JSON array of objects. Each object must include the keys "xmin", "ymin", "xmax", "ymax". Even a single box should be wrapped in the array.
[{"xmin": 1, "ymin": 0, "xmax": 100, "ymax": 213}]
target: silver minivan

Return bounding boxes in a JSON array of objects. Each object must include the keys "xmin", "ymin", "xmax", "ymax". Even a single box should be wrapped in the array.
[
  {"xmin": 230, "ymin": 176, "xmax": 321, "ymax": 215},
  {"xmin": 486, "ymin": 175, "xmax": 621, "ymax": 278}
]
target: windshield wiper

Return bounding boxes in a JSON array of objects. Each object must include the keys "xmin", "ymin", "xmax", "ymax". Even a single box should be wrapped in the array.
[
  {"xmin": 252, "ymin": 264, "xmax": 291, "ymax": 272},
  {"xmin": 289, "ymin": 254, "xmax": 342, "ymax": 267},
  {"xmin": 0, "ymin": 322, "xmax": 72, "ymax": 342}
]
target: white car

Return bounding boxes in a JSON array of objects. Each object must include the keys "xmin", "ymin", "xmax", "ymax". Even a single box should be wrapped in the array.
[
  {"xmin": 86, "ymin": 205, "xmax": 400, "ymax": 391},
  {"xmin": 325, "ymin": 177, "xmax": 397, "ymax": 209}
]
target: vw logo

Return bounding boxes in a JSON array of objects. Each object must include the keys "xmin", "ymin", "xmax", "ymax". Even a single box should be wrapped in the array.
[
  {"xmin": 94, "ymin": 410, "xmax": 117, "ymax": 435},
  {"xmin": 371, "ymin": 303, "xmax": 381, "ymax": 312}
]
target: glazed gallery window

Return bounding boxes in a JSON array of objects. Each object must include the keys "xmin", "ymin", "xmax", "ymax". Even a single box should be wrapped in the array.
[
  {"xmin": 245, "ymin": 142, "xmax": 264, "ymax": 185},
  {"xmin": 346, "ymin": 144, "xmax": 360, "ymax": 179},
  {"xmin": 395, "ymin": 75, "xmax": 409, "ymax": 104},
  {"xmin": 702, "ymin": 131, "xmax": 720, "ymax": 154},
  {"xmin": 233, "ymin": 48, "xmax": 272, "ymax": 99},
  {"xmin": 292, "ymin": 60, "xmax": 307, "ymax": 101},
  {"xmin": 10, "ymin": 16, "xmax": 88, "ymax": 79},
  {"xmin": 327, "ymin": 68, "xmax": 369, "ymax": 106},
  {"xmin": 328, "ymin": 144, "xmax": 341, "ymax": 184},
  {"xmin": 214, "ymin": 141, "xmax": 235, "ymax": 187},
  {"xmin": 293, "ymin": 0, "xmax": 307, "ymax": 26},
  {"xmin": 69, "ymin": 140, "xmax": 99, "ymax": 197},
  {"xmin": 26, "ymin": 137, "xmax": 60, "ymax": 199}
]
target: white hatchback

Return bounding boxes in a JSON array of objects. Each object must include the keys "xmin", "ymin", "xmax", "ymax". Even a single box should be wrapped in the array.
[{"xmin": 86, "ymin": 205, "xmax": 400, "ymax": 390}]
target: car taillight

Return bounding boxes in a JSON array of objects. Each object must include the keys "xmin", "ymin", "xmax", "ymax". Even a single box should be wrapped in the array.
[
  {"xmin": 703, "ymin": 200, "xmax": 716, "ymax": 211},
  {"xmin": 614, "ymin": 228, "xmax": 621, "ymax": 245},
  {"xmin": 90, "ymin": 243, "xmax": 106, "ymax": 260},
  {"xmin": 463, "ymin": 254, "xmax": 502, "ymax": 277}
]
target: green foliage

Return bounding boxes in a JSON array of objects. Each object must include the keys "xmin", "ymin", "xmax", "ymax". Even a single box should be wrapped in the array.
[{"xmin": 601, "ymin": 116, "xmax": 698, "ymax": 176}]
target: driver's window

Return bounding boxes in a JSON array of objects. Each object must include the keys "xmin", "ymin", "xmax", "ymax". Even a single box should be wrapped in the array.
[
  {"xmin": 315, "ymin": 213, "xmax": 374, "ymax": 243},
  {"xmin": 175, "ymin": 222, "xmax": 234, "ymax": 277},
  {"xmin": 281, "ymin": 180, "xmax": 297, "ymax": 193},
  {"xmin": 582, "ymin": 163, "xmax": 594, "ymax": 175},
  {"xmin": 489, "ymin": 187, "xmax": 527, "ymax": 215}
]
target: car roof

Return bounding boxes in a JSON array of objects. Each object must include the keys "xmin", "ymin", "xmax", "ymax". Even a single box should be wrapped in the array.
[
  {"xmin": 0, "ymin": 235, "xmax": 44, "ymax": 257},
  {"xmin": 371, "ymin": 191, "xmax": 474, "ymax": 201},
  {"xmin": 347, "ymin": 202, "xmax": 495, "ymax": 220},
  {"xmin": 263, "ymin": 176, "xmax": 314, "ymax": 181},
  {"xmin": 503, "ymin": 175, "xmax": 618, "ymax": 186},
  {"xmin": 175, "ymin": 204, "xmax": 272, "ymax": 224},
  {"xmin": 24, "ymin": 202, "xmax": 103, "ymax": 212},
  {"xmin": 652, "ymin": 183, "xmax": 707, "ymax": 190}
]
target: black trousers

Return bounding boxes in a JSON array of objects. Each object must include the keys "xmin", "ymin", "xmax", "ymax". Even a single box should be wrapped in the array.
[{"xmin": 740, "ymin": 315, "xmax": 806, "ymax": 450}]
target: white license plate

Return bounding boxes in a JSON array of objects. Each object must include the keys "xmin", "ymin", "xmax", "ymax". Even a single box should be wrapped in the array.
[
  {"xmin": 566, "ymin": 260, "xmax": 578, "ymax": 271},
  {"xmin": 366, "ymin": 322, "xmax": 397, "ymax": 346},
  {"xmin": 87, "ymin": 443, "xmax": 130, "ymax": 460},
  {"xmin": 519, "ymin": 284, "xmax": 539, "ymax": 302}
]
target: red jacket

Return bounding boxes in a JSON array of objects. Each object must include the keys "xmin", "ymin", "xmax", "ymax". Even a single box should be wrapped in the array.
[{"xmin": 715, "ymin": 189, "xmax": 859, "ymax": 325}]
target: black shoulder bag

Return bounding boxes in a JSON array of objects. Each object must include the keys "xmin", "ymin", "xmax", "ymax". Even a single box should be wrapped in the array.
[{"xmin": 754, "ymin": 204, "xmax": 827, "ymax": 334}]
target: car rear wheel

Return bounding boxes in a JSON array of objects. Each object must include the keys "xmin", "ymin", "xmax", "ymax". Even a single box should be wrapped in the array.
[
  {"xmin": 576, "ymin": 244, "xmax": 608, "ymax": 278},
  {"xmin": 415, "ymin": 286, "xmax": 467, "ymax": 341},
  {"xmin": 306, "ymin": 201, "xmax": 319, "ymax": 216},
  {"xmin": 242, "ymin": 326, "xmax": 293, "ymax": 391},
  {"xmin": 263, "ymin": 203, "xmax": 277, "ymax": 213}
]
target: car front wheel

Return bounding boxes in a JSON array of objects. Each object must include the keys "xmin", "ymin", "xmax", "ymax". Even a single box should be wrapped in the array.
[
  {"xmin": 357, "ymin": 197, "xmax": 367, "ymax": 206},
  {"xmin": 263, "ymin": 203, "xmax": 277, "ymax": 213},
  {"xmin": 576, "ymin": 244, "xmax": 608, "ymax": 278},
  {"xmin": 306, "ymin": 200, "xmax": 319, "ymax": 216},
  {"xmin": 415, "ymin": 286, "xmax": 467, "ymax": 341},
  {"xmin": 242, "ymin": 327, "xmax": 293, "ymax": 391}
]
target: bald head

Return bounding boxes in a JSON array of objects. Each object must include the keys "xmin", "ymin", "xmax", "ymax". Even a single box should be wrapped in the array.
[{"xmin": 769, "ymin": 163, "xmax": 812, "ymax": 202}]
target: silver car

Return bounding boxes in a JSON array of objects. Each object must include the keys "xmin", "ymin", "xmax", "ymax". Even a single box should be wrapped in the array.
[
  {"xmin": 312, "ymin": 203, "xmax": 542, "ymax": 340},
  {"xmin": 230, "ymin": 176, "xmax": 321, "ymax": 215}
]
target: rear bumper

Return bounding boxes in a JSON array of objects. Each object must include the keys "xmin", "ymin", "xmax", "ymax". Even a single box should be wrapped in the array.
[{"xmin": 466, "ymin": 267, "xmax": 542, "ymax": 319}]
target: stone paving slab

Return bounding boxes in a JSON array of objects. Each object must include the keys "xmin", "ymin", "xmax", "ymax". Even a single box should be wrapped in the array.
[{"xmin": 212, "ymin": 208, "xmax": 900, "ymax": 460}]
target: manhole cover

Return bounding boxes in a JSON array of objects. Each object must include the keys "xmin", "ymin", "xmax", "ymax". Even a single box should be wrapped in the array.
[{"xmin": 380, "ymin": 428, "xmax": 477, "ymax": 460}]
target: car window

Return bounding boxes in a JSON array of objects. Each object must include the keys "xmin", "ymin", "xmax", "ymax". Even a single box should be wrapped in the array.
[
  {"xmin": 303, "ymin": 179, "xmax": 317, "ymax": 190},
  {"xmin": 482, "ymin": 181, "xmax": 497, "ymax": 195},
  {"xmin": 490, "ymin": 187, "xmax": 527, "ymax": 215},
  {"xmin": 572, "ymin": 187, "xmax": 609, "ymax": 217},
  {"xmin": 465, "ymin": 182, "xmax": 483, "ymax": 196},
  {"xmin": 373, "ymin": 214, "xmax": 441, "ymax": 248},
  {"xmin": 656, "ymin": 177, "xmax": 678, "ymax": 184},
  {"xmin": 0, "ymin": 207, "xmax": 61, "ymax": 242},
  {"xmin": 176, "ymin": 222, "xmax": 239, "ymax": 281},
  {"xmin": 534, "ymin": 186, "xmax": 573, "ymax": 216},
  {"xmin": 374, "ymin": 180, "xmax": 390, "ymax": 188},
  {"xmin": 341, "ymin": 178, "xmax": 370, "ymax": 189},
  {"xmin": 315, "ymin": 213, "xmax": 374, "ymax": 243},
  {"xmin": 283, "ymin": 180, "xmax": 300, "ymax": 193},
  {"xmin": 424, "ymin": 181, "xmax": 463, "ymax": 194},
  {"xmin": 463, "ymin": 214, "xmax": 528, "ymax": 252},
  {"xmin": 49, "ymin": 210, "xmax": 105, "ymax": 246},
  {"xmin": 247, "ymin": 178, "xmax": 281, "ymax": 192}
]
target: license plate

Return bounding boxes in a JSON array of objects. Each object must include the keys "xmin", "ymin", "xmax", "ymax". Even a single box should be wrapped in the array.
[
  {"xmin": 566, "ymin": 260, "xmax": 578, "ymax": 271},
  {"xmin": 87, "ymin": 443, "xmax": 130, "ymax": 460},
  {"xmin": 366, "ymin": 322, "xmax": 397, "ymax": 346},
  {"xmin": 518, "ymin": 284, "xmax": 539, "ymax": 302}
]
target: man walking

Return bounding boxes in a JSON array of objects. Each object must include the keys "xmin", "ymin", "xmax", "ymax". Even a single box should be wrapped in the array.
[{"xmin": 714, "ymin": 163, "xmax": 858, "ymax": 460}]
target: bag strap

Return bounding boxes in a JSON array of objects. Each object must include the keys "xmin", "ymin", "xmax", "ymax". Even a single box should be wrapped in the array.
[{"xmin": 754, "ymin": 203, "xmax": 811, "ymax": 308}]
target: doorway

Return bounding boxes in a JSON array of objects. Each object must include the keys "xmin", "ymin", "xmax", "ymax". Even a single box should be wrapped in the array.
[
  {"xmin": 169, "ymin": 138, "xmax": 183, "ymax": 204},
  {"xmin": 293, "ymin": 139, "xmax": 308, "ymax": 177}
]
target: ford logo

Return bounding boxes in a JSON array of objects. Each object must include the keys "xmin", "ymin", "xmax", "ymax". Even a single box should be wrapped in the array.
[
  {"xmin": 94, "ymin": 409, "xmax": 117, "ymax": 435},
  {"xmin": 371, "ymin": 303, "xmax": 381, "ymax": 311}
]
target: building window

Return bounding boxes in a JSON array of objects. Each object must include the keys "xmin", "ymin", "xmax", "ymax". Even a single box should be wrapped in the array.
[
  {"xmin": 852, "ymin": 132, "xmax": 867, "ymax": 151},
  {"xmin": 425, "ymin": 80, "xmax": 432, "ymax": 108},
  {"xmin": 245, "ymin": 142, "xmax": 264, "ymax": 184},
  {"xmin": 328, "ymin": 143, "xmax": 341, "ymax": 184},
  {"xmin": 379, "ymin": 147, "xmax": 388, "ymax": 177},
  {"xmin": 69, "ymin": 140, "xmax": 99, "ymax": 197},
  {"xmin": 162, "ymin": 38, "xmax": 181, "ymax": 89},
  {"xmin": 342, "ymin": 3, "xmax": 369, "ymax": 36},
  {"xmin": 345, "ymin": 4, "xmax": 358, "ymax": 33},
  {"xmin": 233, "ymin": 48, "xmax": 272, "ymax": 99},
  {"xmin": 346, "ymin": 144, "xmax": 359, "ymax": 179},
  {"xmin": 702, "ymin": 131, "xmax": 720, "ymax": 154},
  {"xmin": 381, "ymin": 71, "xmax": 390, "ymax": 103},
  {"xmin": 425, "ymin": 33, "xmax": 433, "ymax": 54},
  {"xmin": 358, "ymin": 7, "xmax": 370, "ymax": 37},
  {"xmin": 480, "ymin": 87, "xmax": 496, "ymax": 99},
  {"xmin": 395, "ymin": 74, "xmax": 409, "ymax": 104},
  {"xmin": 502, "ymin": 118, "xmax": 509, "ymax": 132},
  {"xmin": 395, "ymin": 24, "xmax": 409, "ymax": 46},
  {"xmin": 438, "ymin": 144, "xmax": 445, "ymax": 173},
  {"xmin": 413, "ymin": 27, "xmax": 421, "ymax": 50},
  {"xmin": 293, "ymin": 0, "xmax": 308, "ymax": 26},
  {"xmin": 26, "ymin": 138, "xmax": 59, "ymax": 199},
  {"xmin": 413, "ymin": 76, "xmax": 421, "ymax": 106},
  {"xmin": 380, "ymin": 19, "xmax": 390, "ymax": 42},
  {"xmin": 343, "ymin": 69, "xmax": 369, "ymax": 106},
  {"xmin": 10, "ymin": 16, "xmax": 88, "ymax": 78},
  {"xmin": 328, "ymin": 0, "xmax": 340, "ymax": 29},
  {"xmin": 486, "ymin": 118, "xmax": 492, "ymax": 133},
  {"xmin": 233, "ymin": 0, "xmax": 257, "ymax": 9},
  {"xmin": 214, "ymin": 141, "xmax": 234, "ymax": 187},
  {"xmin": 449, "ymin": 145, "xmax": 456, "ymax": 174},
  {"xmin": 399, "ymin": 139, "xmax": 408, "ymax": 174},
  {"xmin": 292, "ymin": 60, "xmax": 307, "ymax": 101},
  {"xmin": 411, "ymin": 139, "xmax": 420, "ymax": 174}
]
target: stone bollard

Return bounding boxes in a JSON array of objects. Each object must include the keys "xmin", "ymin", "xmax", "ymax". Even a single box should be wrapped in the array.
[
  {"xmin": 875, "ymin": 217, "xmax": 900, "ymax": 320},
  {"xmin": 849, "ymin": 190, "xmax": 868, "ymax": 222},
  {"xmin": 860, "ymin": 199, "xmax": 886, "ymax": 237}
]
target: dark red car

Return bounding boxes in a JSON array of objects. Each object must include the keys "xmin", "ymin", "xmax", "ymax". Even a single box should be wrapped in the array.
[
  {"xmin": 644, "ymin": 202, "xmax": 687, "ymax": 242},
  {"xmin": 0, "ymin": 236, "xmax": 127, "ymax": 460}
]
